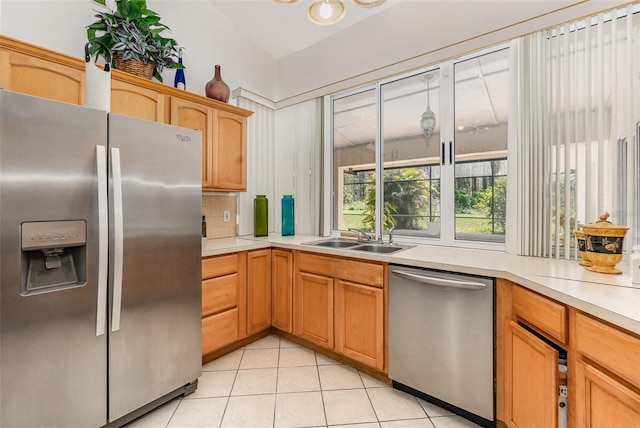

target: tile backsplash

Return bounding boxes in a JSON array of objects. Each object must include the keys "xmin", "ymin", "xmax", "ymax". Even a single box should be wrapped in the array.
[{"xmin": 202, "ymin": 195, "xmax": 237, "ymax": 238}]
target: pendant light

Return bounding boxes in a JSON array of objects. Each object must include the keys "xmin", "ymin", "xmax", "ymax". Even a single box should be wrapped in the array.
[
  {"xmin": 308, "ymin": 0, "xmax": 346, "ymax": 26},
  {"xmin": 420, "ymin": 73, "xmax": 437, "ymax": 138}
]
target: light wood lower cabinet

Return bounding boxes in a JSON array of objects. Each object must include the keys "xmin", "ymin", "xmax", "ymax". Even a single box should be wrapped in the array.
[
  {"xmin": 573, "ymin": 310, "xmax": 640, "ymax": 426},
  {"xmin": 334, "ymin": 279, "xmax": 384, "ymax": 371},
  {"xmin": 574, "ymin": 360, "xmax": 640, "ymax": 426},
  {"xmin": 294, "ymin": 251, "xmax": 386, "ymax": 371},
  {"xmin": 503, "ymin": 320, "xmax": 558, "ymax": 428},
  {"xmin": 247, "ymin": 249, "xmax": 272, "ymax": 335},
  {"xmin": 295, "ymin": 271, "xmax": 334, "ymax": 349},
  {"xmin": 498, "ymin": 279, "xmax": 567, "ymax": 428},
  {"xmin": 271, "ymin": 249, "xmax": 293, "ymax": 333},
  {"xmin": 201, "ymin": 253, "xmax": 246, "ymax": 357},
  {"xmin": 499, "ymin": 279, "xmax": 640, "ymax": 428}
]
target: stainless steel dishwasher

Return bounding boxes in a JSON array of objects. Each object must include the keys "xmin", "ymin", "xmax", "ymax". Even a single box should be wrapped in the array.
[{"xmin": 389, "ymin": 264, "xmax": 495, "ymax": 428}]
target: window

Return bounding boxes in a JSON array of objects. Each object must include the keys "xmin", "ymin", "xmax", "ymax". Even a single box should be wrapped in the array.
[{"xmin": 331, "ymin": 46, "xmax": 510, "ymax": 247}]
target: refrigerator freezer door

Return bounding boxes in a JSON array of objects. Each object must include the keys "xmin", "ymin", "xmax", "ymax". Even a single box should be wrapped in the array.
[
  {"xmin": 107, "ymin": 114, "xmax": 202, "ymax": 421},
  {"xmin": 0, "ymin": 90, "xmax": 108, "ymax": 427}
]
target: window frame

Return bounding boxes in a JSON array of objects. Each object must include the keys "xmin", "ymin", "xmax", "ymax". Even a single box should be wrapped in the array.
[{"xmin": 327, "ymin": 44, "xmax": 512, "ymax": 251}]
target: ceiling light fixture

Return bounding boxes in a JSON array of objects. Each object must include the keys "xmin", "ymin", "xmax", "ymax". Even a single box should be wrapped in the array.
[
  {"xmin": 274, "ymin": 0, "xmax": 385, "ymax": 26},
  {"xmin": 420, "ymin": 73, "xmax": 437, "ymax": 139},
  {"xmin": 308, "ymin": 0, "xmax": 346, "ymax": 25}
]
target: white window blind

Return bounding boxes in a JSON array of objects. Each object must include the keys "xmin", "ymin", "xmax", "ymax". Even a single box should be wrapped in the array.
[{"xmin": 514, "ymin": 4, "xmax": 640, "ymax": 258}]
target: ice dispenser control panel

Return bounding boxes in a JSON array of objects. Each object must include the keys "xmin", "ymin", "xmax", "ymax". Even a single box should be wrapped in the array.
[{"xmin": 22, "ymin": 220, "xmax": 86, "ymax": 251}]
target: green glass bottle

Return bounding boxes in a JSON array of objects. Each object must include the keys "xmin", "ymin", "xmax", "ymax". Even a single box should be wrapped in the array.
[{"xmin": 254, "ymin": 195, "xmax": 268, "ymax": 237}]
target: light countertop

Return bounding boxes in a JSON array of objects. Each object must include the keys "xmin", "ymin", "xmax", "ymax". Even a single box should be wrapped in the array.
[{"xmin": 203, "ymin": 234, "xmax": 640, "ymax": 336}]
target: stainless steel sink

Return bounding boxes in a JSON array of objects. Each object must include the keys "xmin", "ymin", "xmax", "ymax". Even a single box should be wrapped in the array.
[
  {"xmin": 302, "ymin": 238, "xmax": 413, "ymax": 254},
  {"xmin": 348, "ymin": 244, "xmax": 410, "ymax": 254},
  {"xmin": 302, "ymin": 238, "xmax": 361, "ymax": 248}
]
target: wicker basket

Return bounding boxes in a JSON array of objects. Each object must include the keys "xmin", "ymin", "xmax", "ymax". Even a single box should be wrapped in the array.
[{"xmin": 114, "ymin": 53, "xmax": 154, "ymax": 80}]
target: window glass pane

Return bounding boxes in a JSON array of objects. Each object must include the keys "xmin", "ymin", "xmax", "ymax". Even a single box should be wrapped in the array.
[
  {"xmin": 381, "ymin": 70, "xmax": 441, "ymax": 237},
  {"xmin": 332, "ymin": 89, "xmax": 376, "ymax": 232},
  {"xmin": 454, "ymin": 49, "xmax": 509, "ymax": 242}
]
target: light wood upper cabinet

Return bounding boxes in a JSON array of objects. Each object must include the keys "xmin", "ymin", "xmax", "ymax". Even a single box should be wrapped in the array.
[
  {"xmin": 247, "ymin": 249, "xmax": 272, "ymax": 335},
  {"xmin": 170, "ymin": 96, "xmax": 214, "ymax": 187},
  {"xmin": 212, "ymin": 110, "xmax": 247, "ymax": 191},
  {"xmin": 272, "ymin": 249, "xmax": 293, "ymax": 333},
  {"xmin": 170, "ymin": 96, "xmax": 249, "ymax": 191},
  {"xmin": 0, "ymin": 35, "xmax": 252, "ymax": 193},
  {"xmin": 0, "ymin": 37, "xmax": 85, "ymax": 105},
  {"xmin": 111, "ymin": 78, "xmax": 167, "ymax": 123}
]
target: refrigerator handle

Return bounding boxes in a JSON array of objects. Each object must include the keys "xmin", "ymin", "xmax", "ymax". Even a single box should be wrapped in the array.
[
  {"xmin": 111, "ymin": 147, "xmax": 124, "ymax": 332},
  {"xmin": 96, "ymin": 145, "xmax": 108, "ymax": 336}
]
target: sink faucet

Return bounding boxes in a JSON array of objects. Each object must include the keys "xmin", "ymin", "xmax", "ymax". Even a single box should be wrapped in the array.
[
  {"xmin": 348, "ymin": 228, "xmax": 372, "ymax": 242},
  {"xmin": 388, "ymin": 226, "xmax": 396, "ymax": 244}
]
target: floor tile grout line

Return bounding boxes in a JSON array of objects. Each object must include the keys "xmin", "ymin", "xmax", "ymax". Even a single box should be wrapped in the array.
[{"xmin": 218, "ymin": 345, "xmax": 245, "ymax": 428}]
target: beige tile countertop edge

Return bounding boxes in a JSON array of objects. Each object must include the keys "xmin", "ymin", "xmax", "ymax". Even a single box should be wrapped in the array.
[{"xmin": 202, "ymin": 234, "xmax": 640, "ymax": 336}]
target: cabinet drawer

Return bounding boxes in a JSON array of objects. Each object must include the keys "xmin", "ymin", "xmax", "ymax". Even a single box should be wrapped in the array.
[
  {"xmin": 202, "ymin": 254, "xmax": 238, "ymax": 280},
  {"xmin": 202, "ymin": 308, "xmax": 239, "ymax": 356},
  {"xmin": 299, "ymin": 252, "xmax": 384, "ymax": 288},
  {"xmin": 575, "ymin": 312, "xmax": 640, "ymax": 389},
  {"xmin": 512, "ymin": 285, "xmax": 567, "ymax": 344},
  {"xmin": 202, "ymin": 274, "xmax": 238, "ymax": 317}
]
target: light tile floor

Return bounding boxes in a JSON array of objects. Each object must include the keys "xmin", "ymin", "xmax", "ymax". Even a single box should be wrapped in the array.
[{"xmin": 128, "ymin": 334, "xmax": 483, "ymax": 428}]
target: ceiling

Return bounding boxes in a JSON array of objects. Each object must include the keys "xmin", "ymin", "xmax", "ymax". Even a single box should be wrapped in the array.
[{"xmin": 208, "ymin": 0, "xmax": 395, "ymax": 58}]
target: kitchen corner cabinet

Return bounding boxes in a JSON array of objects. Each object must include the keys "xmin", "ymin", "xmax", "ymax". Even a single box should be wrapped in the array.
[
  {"xmin": 170, "ymin": 96, "xmax": 249, "ymax": 191},
  {"xmin": 201, "ymin": 253, "xmax": 247, "ymax": 357},
  {"xmin": 247, "ymin": 249, "xmax": 272, "ymax": 335},
  {"xmin": 295, "ymin": 252, "xmax": 386, "ymax": 371},
  {"xmin": 271, "ymin": 249, "xmax": 294, "ymax": 333},
  {"xmin": 0, "ymin": 36, "xmax": 85, "ymax": 105}
]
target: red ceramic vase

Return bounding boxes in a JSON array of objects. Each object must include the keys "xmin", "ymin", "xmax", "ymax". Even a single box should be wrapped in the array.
[{"xmin": 205, "ymin": 65, "xmax": 230, "ymax": 103}]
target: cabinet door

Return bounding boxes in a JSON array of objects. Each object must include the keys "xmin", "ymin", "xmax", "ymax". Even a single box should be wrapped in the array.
[
  {"xmin": 504, "ymin": 320, "xmax": 558, "ymax": 428},
  {"xmin": 294, "ymin": 272, "xmax": 334, "ymax": 349},
  {"xmin": 247, "ymin": 249, "xmax": 272, "ymax": 335},
  {"xmin": 0, "ymin": 49, "xmax": 84, "ymax": 105},
  {"xmin": 211, "ymin": 110, "xmax": 247, "ymax": 191},
  {"xmin": 272, "ymin": 249, "xmax": 293, "ymax": 333},
  {"xmin": 335, "ymin": 279, "xmax": 384, "ymax": 370},
  {"xmin": 575, "ymin": 360, "xmax": 640, "ymax": 427},
  {"xmin": 170, "ymin": 97, "xmax": 214, "ymax": 189},
  {"xmin": 111, "ymin": 78, "xmax": 167, "ymax": 123}
]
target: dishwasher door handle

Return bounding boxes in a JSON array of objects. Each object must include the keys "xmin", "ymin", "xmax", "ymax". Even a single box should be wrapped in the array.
[{"xmin": 391, "ymin": 269, "xmax": 487, "ymax": 290}]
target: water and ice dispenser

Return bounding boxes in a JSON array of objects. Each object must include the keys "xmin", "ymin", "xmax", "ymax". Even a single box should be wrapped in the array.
[{"xmin": 20, "ymin": 220, "xmax": 87, "ymax": 295}]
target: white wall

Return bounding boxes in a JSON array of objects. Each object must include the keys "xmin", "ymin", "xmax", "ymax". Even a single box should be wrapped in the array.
[
  {"xmin": 0, "ymin": 0, "xmax": 278, "ymax": 100},
  {"xmin": 275, "ymin": 0, "xmax": 631, "ymax": 106}
]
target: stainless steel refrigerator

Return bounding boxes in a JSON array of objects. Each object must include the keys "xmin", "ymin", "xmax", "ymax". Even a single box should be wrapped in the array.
[{"xmin": 0, "ymin": 89, "xmax": 202, "ymax": 427}]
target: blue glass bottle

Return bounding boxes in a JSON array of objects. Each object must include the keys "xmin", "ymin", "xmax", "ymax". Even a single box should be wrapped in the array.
[
  {"xmin": 174, "ymin": 48, "xmax": 186, "ymax": 90},
  {"xmin": 281, "ymin": 195, "xmax": 295, "ymax": 236}
]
